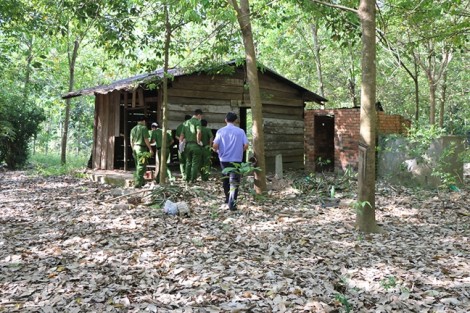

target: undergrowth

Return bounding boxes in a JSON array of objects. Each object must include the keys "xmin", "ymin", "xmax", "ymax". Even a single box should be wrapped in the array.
[{"xmin": 28, "ymin": 153, "xmax": 88, "ymax": 177}]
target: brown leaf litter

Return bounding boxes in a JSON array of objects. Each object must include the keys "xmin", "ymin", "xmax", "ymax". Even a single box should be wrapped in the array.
[{"xmin": 0, "ymin": 170, "xmax": 468, "ymax": 312}]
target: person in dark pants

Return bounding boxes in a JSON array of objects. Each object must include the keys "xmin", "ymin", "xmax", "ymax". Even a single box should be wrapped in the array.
[
  {"xmin": 200, "ymin": 119, "xmax": 214, "ymax": 181},
  {"xmin": 213, "ymin": 112, "xmax": 248, "ymax": 210},
  {"xmin": 179, "ymin": 109, "xmax": 203, "ymax": 183},
  {"xmin": 130, "ymin": 117, "xmax": 153, "ymax": 188},
  {"xmin": 175, "ymin": 115, "xmax": 191, "ymax": 180}
]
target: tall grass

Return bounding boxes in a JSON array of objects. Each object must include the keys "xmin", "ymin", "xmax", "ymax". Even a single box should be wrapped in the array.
[{"xmin": 29, "ymin": 153, "xmax": 88, "ymax": 177}]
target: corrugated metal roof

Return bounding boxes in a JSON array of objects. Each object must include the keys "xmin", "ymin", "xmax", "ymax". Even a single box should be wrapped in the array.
[
  {"xmin": 62, "ymin": 61, "xmax": 327, "ymax": 104},
  {"xmin": 62, "ymin": 68, "xmax": 184, "ymax": 99}
]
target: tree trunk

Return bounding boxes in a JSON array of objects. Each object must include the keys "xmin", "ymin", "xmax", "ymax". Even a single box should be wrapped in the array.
[
  {"xmin": 159, "ymin": 5, "xmax": 171, "ymax": 184},
  {"xmin": 61, "ymin": 39, "xmax": 79, "ymax": 165},
  {"xmin": 415, "ymin": 44, "xmax": 451, "ymax": 126},
  {"xmin": 348, "ymin": 43, "xmax": 358, "ymax": 107},
  {"xmin": 311, "ymin": 24, "xmax": 325, "ymax": 98},
  {"xmin": 428, "ymin": 72, "xmax": 437, "ymax": 125},
  {"xmin": 413, "ymin": 57, "xmax": 420, "ymax": 121},
  {"xmin": 229, "ymin": 0, "xmax": 267, "ymax": 193},
  {"xmin": 439, "ymin": 69, "xmax": 447, "ymax": 128},
  {"xmin": 23, "ymin": 36, "xmax": 34, "ymax": 105},
  {"xmin": 356, "ymin": 0, "xmax": 381, "ymax": 233}
]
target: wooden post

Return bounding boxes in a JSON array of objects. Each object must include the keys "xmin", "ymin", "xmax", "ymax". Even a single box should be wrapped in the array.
[
  {"xmin": 132, "ymin": 90, "xmax": 136, "ymax": 108},
  {"xmin": 124, "ymin": 92, "xmax": 129, "ymax": 171},
  {"xmin": 275, "ymin": 154, "xmax": 283, "ymax": 179}
]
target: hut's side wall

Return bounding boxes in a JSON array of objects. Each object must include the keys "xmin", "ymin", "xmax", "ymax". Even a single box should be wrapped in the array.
[
  {"xmin": 92, "ymin": 91, "xmax": 120, "ymax": 170},
  {"xmin": 258, "ymin": 72, "xmax": 305, "ymax": 170}
]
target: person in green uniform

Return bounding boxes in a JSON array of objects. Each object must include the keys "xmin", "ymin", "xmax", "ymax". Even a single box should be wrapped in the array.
[
  {"xmin": 148, "ymin": 123, "xmax": 158, "ymax": 166},
  {"xmin": 199, "ymin": 119, "xmax": 214, "ymax": 181},
  {"xmin": 149, "ymin": 122, "xmax": 174, "ymax": 183},
  {"xmin": 130, "ymin": 117, "xmax": 153, "ymax": 188},
  {"xmin": 179, "ymin": 109, "xmax": 203, "ymax": 183},
  {"xmin": 175, "ymin": 115, "xmax": 191, "ymax": 180}
]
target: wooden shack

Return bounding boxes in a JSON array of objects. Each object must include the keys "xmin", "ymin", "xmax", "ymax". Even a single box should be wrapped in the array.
[{"xmin": 63, "ymin": 61, "xmax": 327, "ymax": 172}]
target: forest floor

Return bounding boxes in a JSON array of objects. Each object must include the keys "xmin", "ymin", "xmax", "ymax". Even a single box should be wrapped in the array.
[{"xmin": 0, "ymin": 168, "xmax": 469, "ymax": 313}]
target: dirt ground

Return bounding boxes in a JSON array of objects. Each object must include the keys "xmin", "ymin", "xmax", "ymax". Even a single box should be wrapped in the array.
[{"xmin": 0, "ymin": 169, "xmax": 469, "ymax": 312}]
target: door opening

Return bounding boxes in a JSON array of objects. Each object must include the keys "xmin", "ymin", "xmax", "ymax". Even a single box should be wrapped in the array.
[{"xmin": 314, "ymin": 115, "xmax": 335, "ymax": 172}]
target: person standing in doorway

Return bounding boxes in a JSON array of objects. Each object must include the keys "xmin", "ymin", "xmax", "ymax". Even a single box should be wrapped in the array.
[
  {"xmin": 149, "ymin": 122, "xmax": 174, "ymax": 183},
  {"xmin": 130, "ymin": 116, "xmax": 153, "ymax": 188},
  {"xmin": 200, "ymin": 119, "xmax": 214, "ymax": 181},
  {"xmin": 175, "ymin": 114, "xmax": 191, "ymax": 180},
  {"xmin": 213, "ymin": 112, "xmax": 248, "ymax": 210},
  {"xmin": 179, "ymin": 109, "xmax": 203, "ymax": 183}
]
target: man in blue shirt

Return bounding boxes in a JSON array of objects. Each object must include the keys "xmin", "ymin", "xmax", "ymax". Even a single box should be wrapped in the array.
[{"xmin": 213, "ymin": 112, "xmax": 249, "ymax": 210}]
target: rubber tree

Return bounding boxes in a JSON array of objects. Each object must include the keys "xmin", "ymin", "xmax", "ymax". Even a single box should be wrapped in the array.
[
  {"xmin": 308, "ymin": 0, "xmax": 380, "ymax": 232},
  {"xmin": 356, "ymin": 0, "xmax": 381, "ymax": 233},
  {"xmin": 228, "ymin": 0, "xmax": 267, "ymax": 193}
]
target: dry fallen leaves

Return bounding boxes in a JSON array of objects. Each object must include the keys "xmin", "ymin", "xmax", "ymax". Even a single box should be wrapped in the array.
[{"xmin": 0, "ymin": 170, "xmax": 468, "ymax": 312}]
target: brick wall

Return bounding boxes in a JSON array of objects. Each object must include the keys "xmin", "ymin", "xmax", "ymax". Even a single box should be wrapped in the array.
[
  {"xmin": 377, "ymin": 112, "xmax": 410, "ymax": 135},
  {"xmin": 305, "ymin": 108, "xmax": 410, "ymax": 172}
]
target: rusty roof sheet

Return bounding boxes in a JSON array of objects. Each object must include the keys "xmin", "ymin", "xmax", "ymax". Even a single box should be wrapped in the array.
[{"xmin": 62, "ymin": 61, "xmax": 327, "ymax": 104}]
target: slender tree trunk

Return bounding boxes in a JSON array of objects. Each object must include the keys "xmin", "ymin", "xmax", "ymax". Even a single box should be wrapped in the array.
[
  {"xmin": 24, "ymin": 37, "xmax": 34, "ymax": 154},
  {"xmin": 439, "ymin": 69, "xmax": 447, "ymax": 128},
  {"xmin": 311, "ymin": 24, "xmax": 325, "ymax": 97},
  {"xmin": 228, "ymin": 0, "xmax": 267, "ymax": 193},
  {"xmin": 159, "ymin": 5, "xmax": 171, "ymax": 184},
  {"xmin": 413, "ymin": 58, "xmax": 420, "ymax": 121},
  {"xmin": 427, "ymin": 73, "xmax": 437, "ymax": 125},
  {"xmin": 61, "ymin": 39, "xmax": 79, "ymax": 165},
  {"xmin": 23, "ymin": 36, "xmax": 34, "ymax": 105},
  {"xmin": 416, "ymin": 45, "xmax": 451, "ymax": 126},
  {"xmin": 348, "ymin": 43, "xmax": 358, "ymax": 107},
  {"xmin": 356, "ymin": 0, "xmax": 381, "ymax": 233}
]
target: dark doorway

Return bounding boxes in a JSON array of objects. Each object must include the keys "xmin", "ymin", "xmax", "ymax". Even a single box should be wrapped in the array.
[
  {"xmin": 314, "ymin": 115, "xmax": 335, "ymax": 172},
  {"xmin": 116, "ymin": 108, "xmax": 147, "ymax": 170}
]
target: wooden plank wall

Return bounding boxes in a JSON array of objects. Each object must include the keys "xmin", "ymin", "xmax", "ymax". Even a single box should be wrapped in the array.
[
  {"xmin": 92, "ymin": 95, "xmax": 101, "ymax": 169},
  {"xmin": 166, "ymin": 74, "xmax": 245, "ymax": 130},
  {"xmin": 238, "ymin": 71, "xmax": 305, "ymax": 170},
  {"xmin": 260, "ymin": 72, "xmax": 304, "ymax": 170},
  {"xmin": 92, "ymin": 92, "xmax": 120, "ymax": 170},
  {"xmin": 165, "ymin": 69, "xmax": 305, "ymax": 171}
]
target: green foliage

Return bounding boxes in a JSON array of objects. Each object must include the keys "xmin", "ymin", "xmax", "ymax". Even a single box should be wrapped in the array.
[
  {"xmin": 351, "ymin": 200, "xmax": 371, "ymax": 216},
  {"xmin": 0, "ymin": 95, "xmax": 46, "ymax": 169},
  {"xmin": 316, "ymin": 157, "xmax": 332, "ymax": 168},
  {"xmin": 210, "ymin": 208, "xmax": 219, "ymax": 220},
  {"xmin": 221, "ymin": 161, "xmax": 260, "ymax": 176},
  {"xmin": 382, "ymin": 124, "xmax": 466, "ymax": 189},
  {"xmin": 334, "ymin": 293, "xmax": 352, "ymax": 313},
  {"xmin": 28, "ymin": 153, "xmax": 88, "ymax": 176},
  {"xmin": 405, "ymin": 124, "xmax": 446, "ymax": 160},
  {"xmin": 292, "ymin": 169, "xmax": 356, "ymax": 198},
  {"xmin": 222, "ymin": 162, "xmax": 262, "ymax": 200},
  {"xmin": 138, "ymin": 151, "xmax": 152, "ymax": 164},
  {"xmin": 431, "ymin": 141, "xmax": 462, "ymax": 187},
  {"xmin": 380, "ymin": 276, "xmax": 397, "ymax": 291}
]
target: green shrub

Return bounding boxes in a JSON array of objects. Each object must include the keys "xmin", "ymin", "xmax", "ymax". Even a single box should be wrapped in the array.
[{"xmin": 0, "ymin": 96, "xmax": 45, "ymax": 169}]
